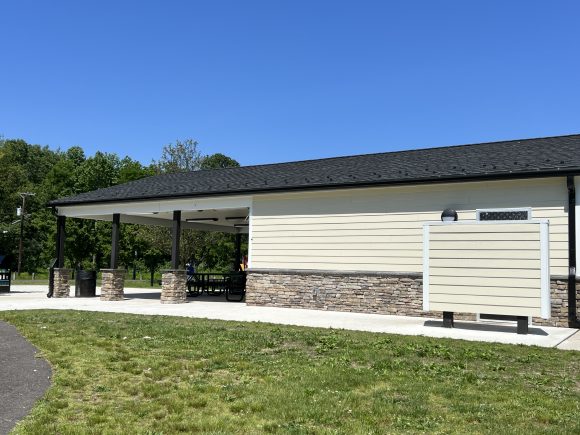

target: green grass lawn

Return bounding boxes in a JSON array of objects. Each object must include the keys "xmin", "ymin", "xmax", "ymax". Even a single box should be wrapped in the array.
[{"xmin": 1, "ymin": 310, "xmax": 578, "ymax": 434}]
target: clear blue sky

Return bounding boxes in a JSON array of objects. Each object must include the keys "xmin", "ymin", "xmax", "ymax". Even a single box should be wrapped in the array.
[{"xmin": 1, "ymin": 1, "xmax": 579, "ymax": 166}]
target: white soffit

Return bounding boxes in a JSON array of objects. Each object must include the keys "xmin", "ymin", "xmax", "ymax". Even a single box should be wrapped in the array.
[{"xmin": 56, "ymin": 195, "xmax": 253, "ymax": 218}]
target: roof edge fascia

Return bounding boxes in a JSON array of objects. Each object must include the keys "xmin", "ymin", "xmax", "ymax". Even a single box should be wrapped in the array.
[{"xmin": 49, "ymin": 170, "xmax": 580, "ymax": 209}]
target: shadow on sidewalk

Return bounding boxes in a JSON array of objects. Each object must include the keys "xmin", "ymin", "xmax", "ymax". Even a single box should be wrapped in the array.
[{"xmin": 423, "ymin": 320, "xmax": 548, "ymax": 336}]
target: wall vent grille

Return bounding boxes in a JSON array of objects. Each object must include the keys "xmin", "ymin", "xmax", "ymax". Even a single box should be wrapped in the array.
[{"xmin": 476, "ymin": 208, "xmax": 532, "ymax": 221}]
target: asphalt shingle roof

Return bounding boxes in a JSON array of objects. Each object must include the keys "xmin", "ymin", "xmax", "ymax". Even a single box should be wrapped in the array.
[{"xmin": 50, "ymin": 134, "xmax": 580, "ymax": 206}]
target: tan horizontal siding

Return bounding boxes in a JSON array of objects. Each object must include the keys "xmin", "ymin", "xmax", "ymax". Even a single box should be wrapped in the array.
[
  {"xmin": 429, "ymin": 285, "xmax": 541, "ymax": 298},
  {"xmin": 252, "ymin": 260, "xmax": 423, "ymax": 270},
  {"xmin": 252, "ymin": 255, "xmax": 421, "ymax": 264},
  {"xmin": 429, "ymin": 302, "xmax": 542, "ymax": 317},
  {"xmin": 430, "ymin": 258, "xmax": 567, "ymax": 269},
  {"xmin": 253, "ymin": 221, "xmax": 429, "ymax": 230},
  {"xmin": 429, "ymin": 240, "xmax": 542, "ymax": 250},
  {"xmin": 253, "ymin": 228, "xmax": 424, "ymax": 236},
  {"xmin": 430, "ymin": 267, "xmax": 540, "ymax": 279},
  {"xmin": 430, "ymin": 293, "xmax": 540, "ymax": 308},
  {"xmin": 429, "ymin": 232, "xmax": 543, "ymax": 241},
  {"xmin": 429, "ymin": 275, "xmax": 540, "ymax": 288},
  {"xmin": 251, "ymin": 177, "xmax": 568, "ymax": 275},
  {"xmin": 252, "ymin": 235, "xmax": 423, "ymax": 244},
  {"xmin": 429, "ymin": 249, "xmax": 541, "ymax": 260},
  {"xmin": 254, "ymin": 243, "xmax": 422, "ymax": 251}
]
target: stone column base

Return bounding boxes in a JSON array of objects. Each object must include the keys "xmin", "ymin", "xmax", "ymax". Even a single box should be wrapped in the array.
[
  {"xmin": 100, "ymin": 269, "xmax": 126, "ymax": 301},
  {"xmin": 161, "ymin": 270, "xmax": 187, "ymax": 304},
  {"xmin": 53, "ymin": 268, "xmax": 72, "ymax": 298}
]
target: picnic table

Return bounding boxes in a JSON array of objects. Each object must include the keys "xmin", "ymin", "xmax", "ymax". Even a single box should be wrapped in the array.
[{"xmin": 187, "ymin": 272, "xmax": 246, "ymax": 302}]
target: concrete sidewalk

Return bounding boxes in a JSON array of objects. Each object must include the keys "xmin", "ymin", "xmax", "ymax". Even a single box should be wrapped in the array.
[
  {"xmin": 0, "ymin": 321, "xmax": 51, "ymax": 435},
  {"xmin": 2, "ymin": 285, "xmax": 579, "ymax": 350}
]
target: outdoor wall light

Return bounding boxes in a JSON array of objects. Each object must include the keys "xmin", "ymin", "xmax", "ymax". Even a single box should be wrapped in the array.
[{"xmin": 441, "ymin": 208, "xmax": 458, "ymax": 222}]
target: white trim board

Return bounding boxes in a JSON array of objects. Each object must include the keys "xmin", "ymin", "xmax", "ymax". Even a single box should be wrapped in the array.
[{"xmin": 248, "ymin": 199, "xmax": 254, "ymax": 269}]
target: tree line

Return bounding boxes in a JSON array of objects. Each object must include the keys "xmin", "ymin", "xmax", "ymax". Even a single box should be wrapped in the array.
[{"xmin": 0, "ymin": 137, "xmax": 245, "ymax": 279}]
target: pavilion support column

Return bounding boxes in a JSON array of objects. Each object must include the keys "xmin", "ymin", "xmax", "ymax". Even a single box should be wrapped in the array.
[
  {"xmin": 100, "ymin": 213, "xmax": 125, "ymax": 301},
  {"xmin": 110, "ymin": 213, "xmax": 120, "ymax": 269},
  {"xmin": 171, "ymin": 210, "xmax": 181, "ymax": 269},
  {"xmin": 56, "ymin": 215, "xmax": 66, "ymax": 268},
  {"xmin": 52, "ymin": 215, "xmax": 71, "ymax": 298},
  {"xmin": 161, "ymin": 211, "xmax": 186, "ymax": 304},
  {"xmin": 235, "ymin": 233, "xmax": 242, "ymax": 271}
]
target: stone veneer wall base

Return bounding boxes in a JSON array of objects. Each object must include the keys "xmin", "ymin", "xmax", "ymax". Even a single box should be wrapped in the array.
[
  {"xmin": 246, "ymin": 269, "xmax": 580, "ymax": 328},
  {"xmin": 100, "ymin": 269, "xmax": 126, "ymax": 301},
  {"xmin": 52, "ymin": 268, "xmax": 72, "ymax": 298},
  {"xmin": 161, "ymin": 270, "xmax": 187, "ymax": 304}
]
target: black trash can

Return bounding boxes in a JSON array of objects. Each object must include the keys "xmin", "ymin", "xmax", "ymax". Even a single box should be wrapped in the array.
[
  {"xmin": 0, "ymin": 269, "xmax": 11, "ymax": 293},
  {"xmin": 75, "ymin": 270, "xmax": 97, "ymax": 297}
]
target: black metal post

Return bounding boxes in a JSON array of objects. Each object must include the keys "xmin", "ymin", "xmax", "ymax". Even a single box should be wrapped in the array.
[
  {"xmin": 567, "ymin": 176, "xmax": 578, "ymax": 326},
  {"xmin": 110, "ymin": 213, "xmax": 120, "ymax": 269},
  {"xmin": 56, "ymin": 215, "xmax": 66, "ymax": 268},
  {"xmin": 517, "ymin": 316, "xmax": 528, "ymax": 335},
  {"xmin": 235, "ymin": 233, "xmax": 242, "ymax": 271},
  {"xmin": 443, "ymin": 311, "xmax": 454, "ymax": 328},
  {"xmin": 132, "ymin": 250, "xmax": 137, "ymax": 280},
  {"xmin": 171, "ymin": 210, "xmax": 181, "ymax": 269},
  {"xmin": 17, "ymin": 195, "xmax": 28, "ymax": 275}
]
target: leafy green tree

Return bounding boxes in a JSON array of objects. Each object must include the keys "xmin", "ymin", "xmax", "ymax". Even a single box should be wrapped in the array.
[
  {"xmin": 74, "ymin": 151, "xmax": 121, "ymax": 192},
  {"xmin": 200, "ymin": 153, "xmax": 240, "ymax": 169},
  {"xmin": 0, "ymin": 135, "xmax": 244, "ymax": 277},
  {"xmin": 0, "ymin": 139, "xmax": 61, "ymax": 271},
  {"xmin": 118, "ymin": 157, "xmax": 155, "ymax": 184}
]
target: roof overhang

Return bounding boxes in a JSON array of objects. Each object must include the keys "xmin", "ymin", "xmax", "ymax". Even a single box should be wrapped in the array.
[{"xmin": 55, "ymin": 195, "xmax": 252, "ymax": 234}]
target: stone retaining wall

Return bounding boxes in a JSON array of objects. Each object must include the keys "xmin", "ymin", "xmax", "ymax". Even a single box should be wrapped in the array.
[
  {"xmin": 100, "ymin": 269, "xmax": 125, "ymax": 301},
  {"xmin": 246, "ymin": 270, "xmax": 580, "ymax": 328},
  {"xmin": 52, "ymin": 268, "xmax": 72, "ymax": 298},
  {"xmin": 161, "ymin": 270, "xmax": 187, "ymax": 304}
]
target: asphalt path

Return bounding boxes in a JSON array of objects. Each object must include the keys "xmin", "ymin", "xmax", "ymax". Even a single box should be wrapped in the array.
[{"xmin": 0, "ymin": 321, "xmax": 51, "ymax": 435}]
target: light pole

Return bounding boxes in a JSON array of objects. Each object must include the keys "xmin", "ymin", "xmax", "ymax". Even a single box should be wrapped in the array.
[
  {"xmin": 17, "ymin": 192, "xmax": 35, "ymax": 276},
  {"xmin": 1, "ymin": 230, "xmax": 8, "ymax": 254},
  {"xmin": 133, "ymin": 250, "xmax": 137, "ymax": 280}
]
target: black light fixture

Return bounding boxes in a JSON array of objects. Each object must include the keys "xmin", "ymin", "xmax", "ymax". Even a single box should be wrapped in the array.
[
  {"xmin": 185, "ymin": 218, "xmax": 218, "ymax": 222},
  {"xmin": 233, "ymin": 223, "xmax": 249, "ymax": 228},
  {"xmin": 441, "ymin": 208, "xmax": 458, "ymax": 222}
]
